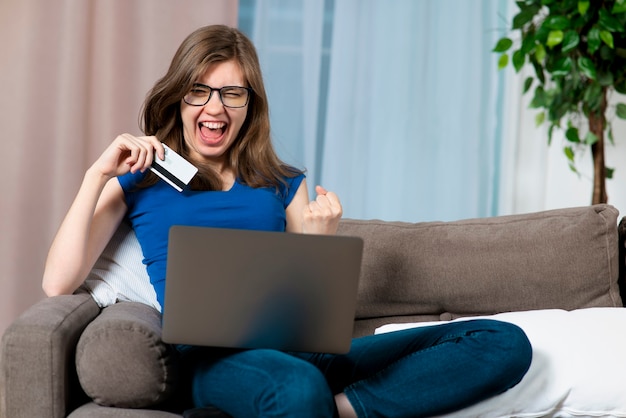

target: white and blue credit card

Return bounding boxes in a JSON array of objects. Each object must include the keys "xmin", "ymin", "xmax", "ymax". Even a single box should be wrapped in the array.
[{"xmin": 150, "ymin": 143, "xmax": 198, "ymax": 192}]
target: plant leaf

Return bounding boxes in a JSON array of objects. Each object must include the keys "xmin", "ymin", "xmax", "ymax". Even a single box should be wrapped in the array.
[
  {"xmin": 530, "ymin": 55, "xmax": 546, "ymax": 84},
  {"xmin": 544, "ymin": 15, "xmax": 571, "ymax": 30},
  {"xmin": 565, "ymin": 126, "xmax": 580, "ymax": 143},
  {"xmin": 535, "ymin": 24, "xmax": 551, "ymax": 44},
  {"xmin": 513, "ymin": 8, "xmax": 538, "ymax": 29},
  {"xmin": 535, "ymin": 43, "xmax": 547, "ymax": 62},
  {"xmin": 564, "ymin": 146, "xmax": 575, "ymax": 162},
  {"xmin": 587, "ymin": 27, "xmax": 602, "ymax": 53},
  {"xmin": 530, "ymin": 86, "xmax": 546, "ymax": 108},
  {"xmin": 578, "ymin": 56, "xmax": 597, "ymax": 79},
  {"xmin": 547, "ymin": 30, "xmax": 564, "ymax": 47},
  {"xmin": 548, "ymin": 124, "xmax": 555, "ymax": 145},
  {"xmin": 600, "ymin": 30, "xmax": 614, "ymax": 48},
  {"xmin": 606, "ymin": 166, "xmax": 614, "ymax": 179},
  {"xmin": 523, "ymin": 76, "xmax": 534, "ymax": 93},
  {"xmin": 493, "ymin": 38, "xmax": 513, "ymax": 52},
  {"xmin": 552, "ymin": 57, "xmax": 573, "ymax": 77},
  {"xmin": 568, "ymin": 162, "xmax": 580, "ymax": 175},
  {"xmin": 584, "ymin": 131, "xmax": 599, "ymax": 145},
  {"xmin": 521, "ymin": 32, "xmax": 536, "ymax": 55},
  {"xmin": 599, "ymin": 8, "xmax": 625, "ymax": 32},
  {"xmin": 498, "ymin": 54, "xmax": 509, "ymax": 69},
  {"xmin": 615, "ymin": 78, "xmax": 626, "ymax": 93},
  {"xmin": 598, "ymin": 71, "xmax": 614, "ymax": 86},
  {"xmin": 616, "ymin": 102, "xmax": 626, "ymax": 119},
  {"xmin": 562, "ymin": 30, "xmax": 580, "ymax": 52},
  {"xmin": 578, "ymin": 0, "xmax": 590, "ymax": 15},
  {"xmin": 612, "ymin": 0, "xmax": 626, "ymax": 14},
  {"xmin": 512, "ymin": 49, "xmax": 525, "ymax": 71},
  {"xmin": 600, "ymin": 44, "xmax": 614, "ymax": 60},
  {"xmin": 535, "ymin": 111, "xmax": 546, "ymax": 126},
  {"xmin": 583, "ymin": 82, "xmax": 603, "ymax": 111}
]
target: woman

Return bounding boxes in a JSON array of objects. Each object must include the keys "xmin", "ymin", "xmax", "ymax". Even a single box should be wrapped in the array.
[{"xmin": 43, "ymin": 24, "xmax": 532, "ymax": 417}]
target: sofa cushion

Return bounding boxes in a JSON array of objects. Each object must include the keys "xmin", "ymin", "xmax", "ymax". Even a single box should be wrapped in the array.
[
  {"xmin": 377, "ymin": 307, "xmax": 626, "ymax": 418},
  {"xmin": 67, "ymin": 402, "xmax": 181, "ymax": 417},
  {"xmin": 75, "ymin": 302, "xmax": 178, "ymax": 408},
  {"xmin": 338, "ymin": 204, "xmax": 621, "ymax": 331}
]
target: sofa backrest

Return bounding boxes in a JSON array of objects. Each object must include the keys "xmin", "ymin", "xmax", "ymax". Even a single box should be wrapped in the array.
[
  {"xmin": 82, "ymin": 204, "xmax": 623, "ymax": 338},
  {"xmin": 337, "ymin": 204, "xmax": 623, "ymax": 337}
]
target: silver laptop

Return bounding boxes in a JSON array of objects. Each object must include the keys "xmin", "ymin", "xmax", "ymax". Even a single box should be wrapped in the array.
[{"xmin": 161, "ymin": 225, "xmax": 363, "ymax": 354}]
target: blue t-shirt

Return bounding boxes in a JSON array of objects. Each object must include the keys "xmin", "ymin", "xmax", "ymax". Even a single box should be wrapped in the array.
[{"xmin": 118, "ymin": 171, "xmax": 305, "ymax": 307}]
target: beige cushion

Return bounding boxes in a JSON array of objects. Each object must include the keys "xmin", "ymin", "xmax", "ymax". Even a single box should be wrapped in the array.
[
  {"xmin": 75, "ymin": 302, "xmax": 177, "ymax": 408},
  {"xmin": 339, "ymin": 204, "xmax": 621, "ymax": 331},
  {"xmin": 67, "ymin": 402, "xmax": 182, "ymax": 417},
  {"xmin": 377, "ymin": 307, "xmax": 626, "ymax": 418}
]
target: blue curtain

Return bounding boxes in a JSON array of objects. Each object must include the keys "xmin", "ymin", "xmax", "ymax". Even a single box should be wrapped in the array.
[{"xmin": 239, "ymin": 0, "xmax": 511, "ymax": 222}]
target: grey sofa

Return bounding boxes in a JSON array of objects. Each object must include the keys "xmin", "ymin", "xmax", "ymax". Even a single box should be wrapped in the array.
[{"xmin": 2, "ymin": 204, "xmax": 625, "ymax": 417}]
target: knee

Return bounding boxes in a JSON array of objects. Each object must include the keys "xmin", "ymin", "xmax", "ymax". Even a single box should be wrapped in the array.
[
  {"xmin": 485, "ymin": 320, "xmax": 532, "ymax": 358},
  {"xmin": 253, "ymin": 351, "xmax": 335, "ymax": 416},
  {"xmin": 266, "ymin": 358, "xmax": 333, "ymax": 408},
  {"xmin": 471, "ymin": 319, "xmax": 533, "ymax": 385}
]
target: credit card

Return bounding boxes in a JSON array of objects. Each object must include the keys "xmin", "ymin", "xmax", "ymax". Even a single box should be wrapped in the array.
[{"xmin": 150, "ymin": 143, "xmax": 198, "ymax": 192}]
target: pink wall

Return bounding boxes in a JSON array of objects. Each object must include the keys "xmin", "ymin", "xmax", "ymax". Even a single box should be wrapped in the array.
[{"xmin": 0, "ymin": 0, "xmax": 238, "ymax": 337}]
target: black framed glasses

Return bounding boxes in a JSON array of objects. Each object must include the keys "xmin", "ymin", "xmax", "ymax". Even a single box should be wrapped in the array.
[{"xmin": 183, "ymin": 83, "xmax": 252, "ymax": 108}]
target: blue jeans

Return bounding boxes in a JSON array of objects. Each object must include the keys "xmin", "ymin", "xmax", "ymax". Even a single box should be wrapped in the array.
[{"xmin": 177, "ymin": 319, "xmax": 532, "ymax": 418}]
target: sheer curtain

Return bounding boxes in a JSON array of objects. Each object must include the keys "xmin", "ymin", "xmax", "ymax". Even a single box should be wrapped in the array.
[
  {"xmin": 238, "ymin": 0, "xmax": 331, "ymax": 188},
  {"xmin": 0, "ymin": 0, "xmax": 237, "ymax": 337},
  {"xmin": 323, "ymin": 0, "xmax": 512, "ymax": 222},
  {"xmin": 241, "ymin": 0, "xmax": 511, "ymax": 223}
]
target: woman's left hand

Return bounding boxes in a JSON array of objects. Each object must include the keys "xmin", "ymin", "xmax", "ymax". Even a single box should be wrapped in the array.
[{"xmin": 302, "ymin": 185, "xmax": 343, "ymax": 235}]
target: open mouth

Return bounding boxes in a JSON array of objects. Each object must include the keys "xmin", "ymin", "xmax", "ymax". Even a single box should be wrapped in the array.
[{"xmin": 199, "ymin": 121, "xmax": 226, "ymax": 139}]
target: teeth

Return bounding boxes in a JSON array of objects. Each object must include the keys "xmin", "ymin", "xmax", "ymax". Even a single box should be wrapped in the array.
[{"xmin": 200, "ymin": 121, "xmax": 225, "ymax": 130}]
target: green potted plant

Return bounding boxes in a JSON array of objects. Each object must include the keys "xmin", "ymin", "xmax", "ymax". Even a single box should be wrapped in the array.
[{"xmin": 493, "ymin": 0, "xmax": 626, "ymax": 204}]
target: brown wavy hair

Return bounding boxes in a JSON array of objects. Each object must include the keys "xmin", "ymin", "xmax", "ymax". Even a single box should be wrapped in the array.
[{"xmin": 139, "ymin": 24, "xmax": 302, "ymax": 191}]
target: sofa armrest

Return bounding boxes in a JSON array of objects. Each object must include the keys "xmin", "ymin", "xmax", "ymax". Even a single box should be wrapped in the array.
[
  {"xmin": 75, "ymin": 301, "xmax": 179, "ymax": 409},
  {"xmin": 1, "ymin": 292, "xmax": 100, "ymax": 418}
]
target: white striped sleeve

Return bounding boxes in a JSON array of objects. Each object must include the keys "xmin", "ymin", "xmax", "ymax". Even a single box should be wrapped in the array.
[{"xmin": 80, "ymin": 221, "xmax": 161, "ymax": 312}]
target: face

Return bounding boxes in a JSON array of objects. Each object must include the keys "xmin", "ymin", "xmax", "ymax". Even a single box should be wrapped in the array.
[{"xmin": 180, "ymin": 60, "xmax": 248, "ymax": 170}]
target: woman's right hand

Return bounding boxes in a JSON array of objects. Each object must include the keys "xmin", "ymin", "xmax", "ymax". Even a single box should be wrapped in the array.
[{"xmin": 93, "ymin": 134, "xmax": 165, "ymax": 179}]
